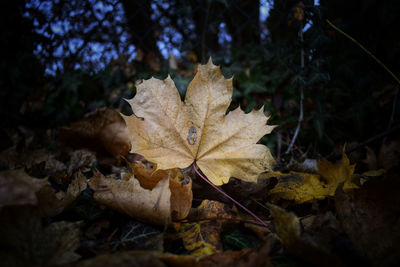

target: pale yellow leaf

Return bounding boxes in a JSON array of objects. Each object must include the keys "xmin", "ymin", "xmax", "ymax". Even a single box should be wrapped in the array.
[{"xmin": 123, "ymin": 59, "xmax": 276, "ymax": 185}]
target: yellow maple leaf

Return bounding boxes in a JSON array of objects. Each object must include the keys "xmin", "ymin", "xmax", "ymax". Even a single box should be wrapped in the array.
[
  {"xmin": 268, "ymin": 150, "xmax": 359, "ymax": 204},
  {"xmin": 122, "ymin": 59, "xmax": 275, "ymax": 185},
  {"xmin": 177, "ymin": 200, "xmax": 237, "ymax": 256}
]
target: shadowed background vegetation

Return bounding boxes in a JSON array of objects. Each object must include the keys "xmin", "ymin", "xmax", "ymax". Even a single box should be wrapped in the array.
[{"xmin": 2, "ymin": 0, "xmax": 400, "ymax": 158}]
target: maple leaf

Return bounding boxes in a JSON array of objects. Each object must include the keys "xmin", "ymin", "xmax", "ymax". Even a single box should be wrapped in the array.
[
  {"xmin": 177, "ymin": 200, "xmax": 238, "ymax": 256},
  {"xmin": 267, "ymin": 149, "xmax": 359, "ymax": 204},
  {"xmin": 122, "ymin": 59, "xmax": 275, "ymax": 185}
]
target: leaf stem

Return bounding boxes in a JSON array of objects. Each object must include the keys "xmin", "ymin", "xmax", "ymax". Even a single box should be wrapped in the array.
[{"xmin": 193, "ymin": 163, "xmax": 269, "ymax": 228}]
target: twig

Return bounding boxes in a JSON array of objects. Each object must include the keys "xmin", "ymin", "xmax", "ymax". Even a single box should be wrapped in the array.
[
  {"xmin": 327, "ymin": 124, "xmax": 400, "ymax": 160},
  {"xmin": 201, "ymin": 1, "xmax": 211, "ymax": 63},
  {"xmin": 285, "ymin": 19, "xmax": 305, "ymax": 154},
  {"xmin": 285, "ymin": 88, "xmax": 304, "ymax": 154},
  {"xmin": 383, "ymin": 85, "xmax": 399, "ymax": 144},
  {"xmin": 193, "ymin": 163, "xmax": 269, "ymax": 228},
  {"xmin": 177, "ymin": 217, "xmax": 268, "ymax": 228},
  {"xmin": 326, "ymin": 19, "xmax": 400, "ymax": 85}
]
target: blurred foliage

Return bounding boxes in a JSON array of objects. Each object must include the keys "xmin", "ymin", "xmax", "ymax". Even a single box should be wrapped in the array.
[{"xmin": 1, "ymin": 0, "xmax": 400, "ymax": 158}]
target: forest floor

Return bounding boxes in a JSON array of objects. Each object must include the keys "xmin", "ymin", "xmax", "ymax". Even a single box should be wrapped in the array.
[{"xmin": 1, "ymin": 106, "xmax": 399, "ymax": 267}]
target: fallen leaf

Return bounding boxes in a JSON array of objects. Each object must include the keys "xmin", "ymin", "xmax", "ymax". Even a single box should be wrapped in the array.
[
  {"xmin": 66, "ymin": 239, "xmax": 273, "ymax": 267},
  {"xmin": 113, "ymin": 220, "xmax": 164, "ymax": 251},
  {"xmin": 67, "ymin": 250, "xmax": 196, "ymax": 267},
  {"xmin": 268, "ymin": 172, "xmax": 329, "ymax": 204},
  {"xmin": 268, "ymin": 150, "xmax": 358, "ymax": 204},
  {"xmin": 122, "ymin": 59, "xmax": 275, "ymax": 185},
  {"xmin": 88, "ymin": 171, "xmax": 172, "ymax": 225},
  {"xmin": 378, "ymin": 140, "xmax": 400, "ymax": 171},
  {"xmin": 84, "ymin": 218, "xmax": 110, "ymax": 240},
  {"xmin": 318, "ymin": 149, "xmax": 357, "ymax": 192},
  {"xmin": 267, "ymin": 203, "xmax": 300, "ymax": 247},
  {"xmin": 45, "ymin": 155, "xmax": 67, "ymax": 174},
  {"xmin": 362, "ymin": 146, "xmax": 378, "ymax": 170},
  {"xmin": 68, "ymin": 149, "xmax": 96, "ymax": 175},
  {"xmin": 37, "ymin": 171, "xmax": 87, "ymax": 217},
  {"xmin": 129, "ymin": 162, "xmax": 192, "ymax": 220},
  {"xmin": 0, "ymin": 206, "xmax": 81, "ymax": 266},
  {"xmin": 268, "ymin": 203, "xmax": 341, "ymax": 266},
  {"xmin": 178, "ymin": 200, "xmax": 238, "ymax": 256},
  {"xmin": 59, "ymin": 107, "xmax": 130, "ymax": 160},
  {"xmin": 335, "ymin": 173, "xmax": 400, "ymax": 265},
  {"xmin": 0, "ymin": 169, "xmax": 48, "ymax": 208},
  {"xmin": 198, "ymin": 239, "xmax": 273, "ymax": 267},
  {"xmin": 0, "ymin": 145, "xmax": 49, "ymax": 170}
]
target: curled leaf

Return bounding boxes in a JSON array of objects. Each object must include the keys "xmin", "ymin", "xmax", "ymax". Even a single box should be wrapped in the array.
[
  {"xmin": 129, "ymin": 162, "xmax": 192, "ymax": 220},
  {"xmin": 59, "ymin": 107, "xmax": 130, "ymax": 160},
  {"xmin": 88, "ymin": 171, "xmax": 172, "ymax": 225}
]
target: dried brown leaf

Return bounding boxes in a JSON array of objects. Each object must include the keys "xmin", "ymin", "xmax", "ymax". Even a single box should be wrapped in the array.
[
  {"xmin": 0, "ymin": 169, "xmax": 48, "ymax": 208},
  {"xmin": 88, "ymin": 171, "xmax": 172, "ymax": 225},
  {"xmin": 335, "ymin": 173, "xmax": 400, "ymax": 265},
  {"xmin": 59, "ymin": 107, "xmax": 130, "ymax": 160},
  {"xmin": 0, "ymin": 206, "xmax": 81, "ymax": 266},
  {"xmin": 37, "ymin": 171, "xmax": 87, "ymax": 217},
  {"xmin": 129, "ymin": 162, "xmax": 192, "ymax": 220},
  {"xmin": 268, "ymin": 203, "xmax": 341, "ymax": 266}
]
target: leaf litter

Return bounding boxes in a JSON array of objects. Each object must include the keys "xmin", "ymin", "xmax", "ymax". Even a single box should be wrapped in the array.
[{"xmin": 0, "ymin": 60, "xmax": 399, "ymax": 266}]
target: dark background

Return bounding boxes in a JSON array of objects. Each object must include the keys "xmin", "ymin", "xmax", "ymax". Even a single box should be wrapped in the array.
[{"xmin": 2, "ymin": 0, "xmax": 400, "ymax": 159}]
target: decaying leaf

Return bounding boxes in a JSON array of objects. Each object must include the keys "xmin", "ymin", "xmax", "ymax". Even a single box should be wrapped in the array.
[
  {"xmin": 0, "ymin": 206, "xmax": 82, "ymax": 266},
  {"xmin": 111, "ymin": 219, "xmax": 164, "ymax": 251},
  {"xmin": 66, "ymin": 241, "xmax": 273, "ymax": 267},
  {"xmin": 0, "ymin": 169, "xmax": 48, "ymax": 208},
  {"xmin": 268, "ymin": 203, "xmax": 341, "ymax": 266},
  {"xmin": 88, "ymin": 171, "xmax": 172, "ymax": 225},
  {"xmin": 122, "ymin": 59, "xmax": 276, "ymax": 185},
  {"xmin": 129, "ymin": 162, "xmax": 192, "ymax": 220},
  {"xmin": 67, "ymin": 149, "xmax": 96, "ymax": 175},
  {"xmin": 335, "ymin": 173, "xmax": 400, "ymax": 265},
  {"xmin": 198, "ymin": 239, "xmax": 273, "ymax": 267},
  {"xmin": 0, "ymin": 145, "xmax": 49, "ymax": 170},
  {"xmin": 318, "ymin": 149, "xmax": 357, "ymax": 192},
  {"xmin": 36, "ymin": 171, "xmax": 87, "ymax": 217},
  {"xmin": 267, "ymin": 203, "xmax": 300, "ymax": 248},
  {"xmin": 268, "ymin": 150, "xmax": 358, "ymax": 204},
  {"xmin": 378, "ymin": 140, "xmax": 400, "ymax": 171},
  {"xmin": 177, "ymin": 200, "xmax": 238, "ymax": 256},
  {"xmin": 59, "ymin": 107, "xmax": 130, "ymax": 160}
]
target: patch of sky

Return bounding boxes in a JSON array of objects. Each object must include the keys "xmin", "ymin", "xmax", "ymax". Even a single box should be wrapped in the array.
[
  {"xmin": 127, "ymin": 45, "xmax": 136, "ymax": 61},
  {"xmin": 68, "ymin": 39, "xmax": 84, "ymax": 53},
  {"xmin": 259, "ymin": 0, "xmax": 271, "ymax": 22},
  {"xmin": 93, "ymin": 1, "xmax": 114, "ymax": 20},
  {"xmin": 303, "ymin": 21, "xmax": 312, "ymax": 32},
  {"xmin": 259, "ymin": 0, "xmax": 271, "ymax": 40},
  {"xmin": 54, "ymin": 46, "xmax": 64, "ymax": 58}
]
